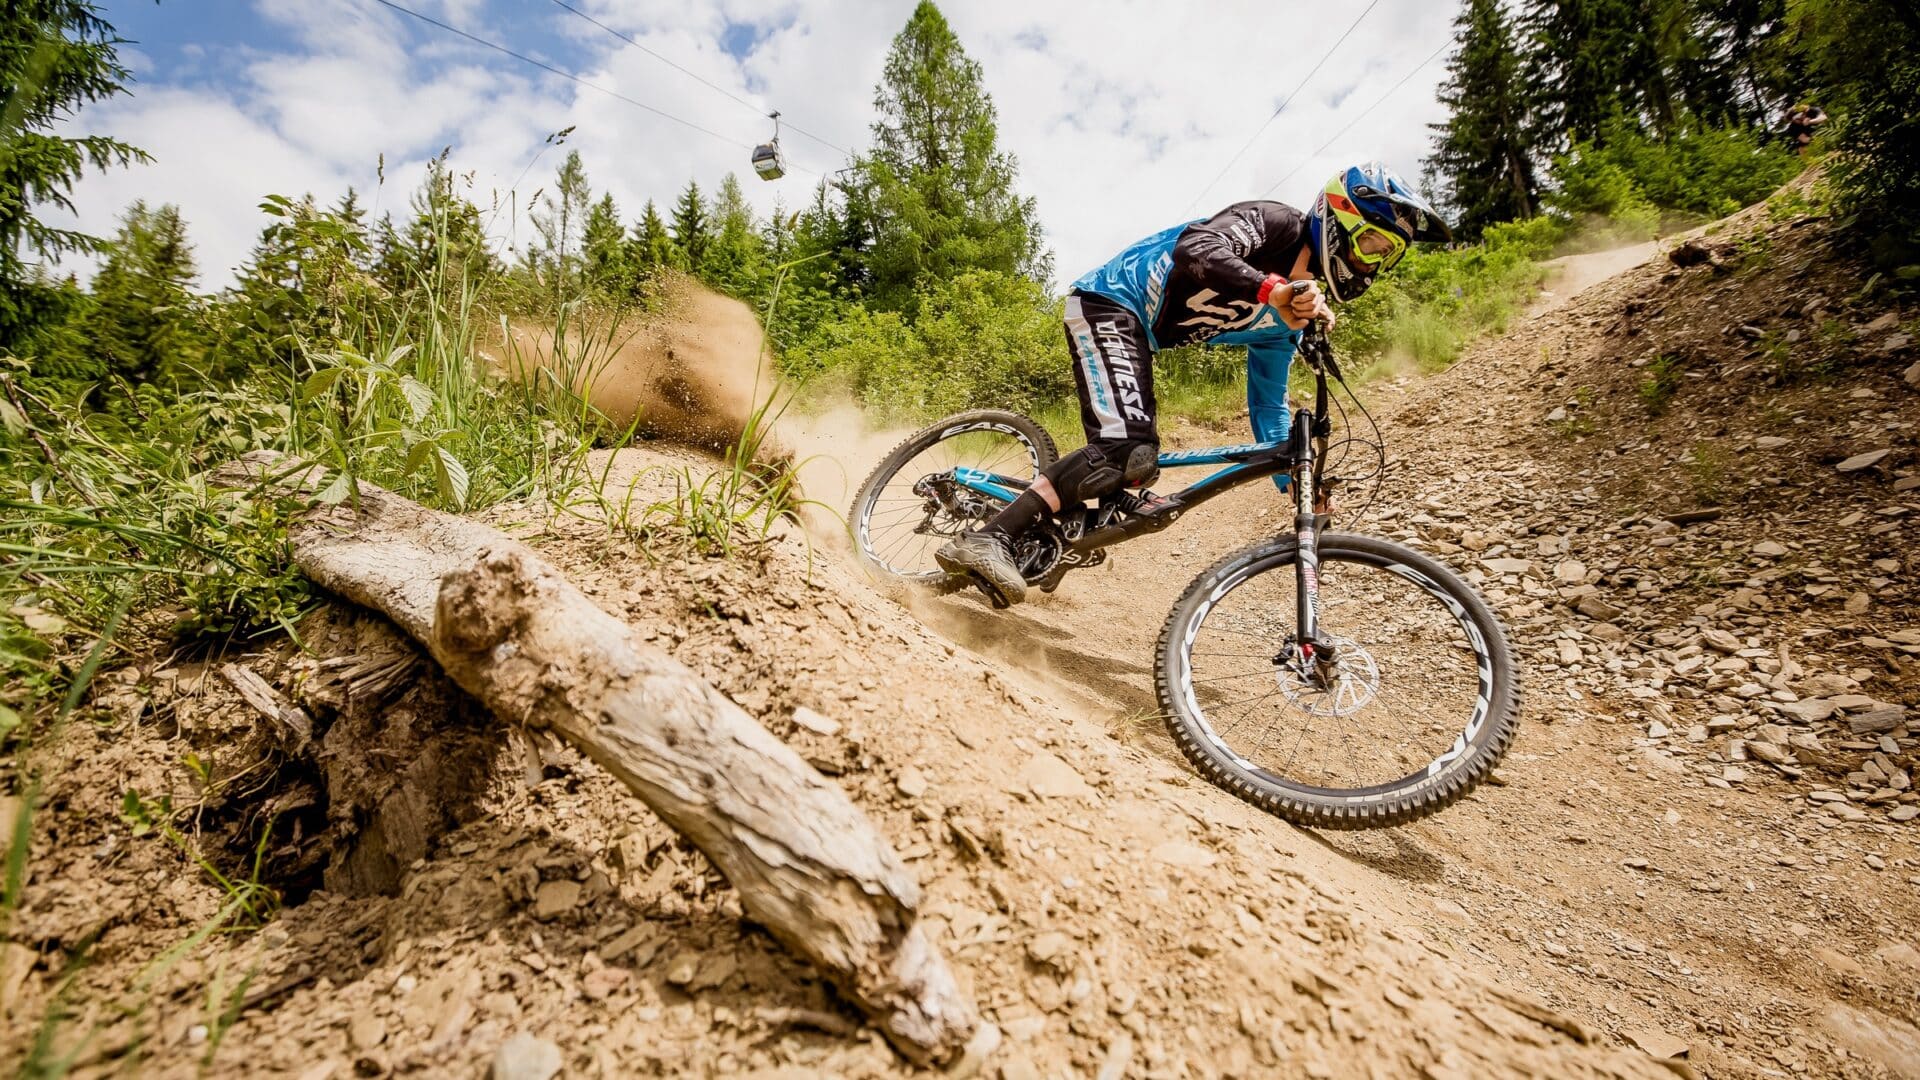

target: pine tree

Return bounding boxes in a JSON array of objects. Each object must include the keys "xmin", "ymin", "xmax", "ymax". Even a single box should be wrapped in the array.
[
  {"xmin": 581, "ymin": 193, "xmax": 630, "ymax": 297},
  {"xmin": 2, "ymin": 1, "xmax": 148, "ymax": 346},
  {"xmin": 527, "ymin": 149, "xmax": 592, "ymax": 295},
  {"xmin": 670, "ymin": 180, "xmax": 708, "ymax": 272},
  {"xmin": 855, "ymin": 0, "xmax": 1049, "ymax": 310},
  {"xmin": 1721, "ymin": 0, "xmax": 1786, "ymax": 119},
  {"xmin": 702, "ymin": 173, "xmax": 764, "ymax": 293},
  {"xmin": 1427, "ymin": 0, "xmax": 1540, "ymax": 238},
  {"xmin": 1524, "ymin": 0, "xmax": 1639, "ymax": 146},
  {"xmin": 86, "ymin": 200, "xmax": 201, "ymax": 382},
  {"xmin": 333, "ymin": 187, "xmax": 369, "ymax": 254},
  {"xmin": 1525, "ymin": 0, "xmax": 1770, "ymax": 147},
  {"xmin": 219, "ymin": 194, "xmax": 375, "ymax": 377},
  {"xmin": 762, "ymin": 198, "xmax": 794, "ymax": 266},
  {"xmin": 1793, "ymin": 0, "xmax": 1920, "ymax": 238},
  {"xmin": 631, "ymin": 199, "xmax": 677, "ymax": 271},
  {"xmin": 1654, "ymin": 0, "xmax": 1740, "ymax": 127},
  {"xmin": 373, "ymin": 155, "xmax": 494, "ymax": 297}
]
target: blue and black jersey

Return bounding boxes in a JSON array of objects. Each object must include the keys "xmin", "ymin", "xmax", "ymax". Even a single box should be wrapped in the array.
[{"xmin": 1066, "ymin": 201, "xmax": 1317, "ymax": 460}]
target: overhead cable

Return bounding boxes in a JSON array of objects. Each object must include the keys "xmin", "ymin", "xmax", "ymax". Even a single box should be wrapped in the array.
[
  {"xmin": 1260, "ymin": 38, "xmax": 1452, "ymax": 199},
  {"xmin": 546, "ymin": 0, "xmax": 853, "ymax": 157},
  {"xmin": 371, "ymin": 0, "xmax": 822, "ymax": 177},
  {"xmin": 1186, "ymin": 0, "xmax": 1385, "ymax": 213}
]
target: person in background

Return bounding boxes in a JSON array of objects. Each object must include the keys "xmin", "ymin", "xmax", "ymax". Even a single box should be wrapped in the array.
[{"xmin": 1783, "ymin": 102, "xmax": 1828, "ymax": 155}]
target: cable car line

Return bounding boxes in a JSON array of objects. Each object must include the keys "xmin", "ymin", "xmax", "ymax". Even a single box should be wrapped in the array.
[
  {"xmin": 369, "ymin": 0, "xmax": 822, "ymax": 177},
  {"xmin": 1260, "ymin": 38, "xmax": 1451, "ymax": 199},
  {"xmin": 545, "ymin": 0, "xmax": 853, "ymax": 158},
  {"xmin": 1185, "ymin": 0, "xmax": 1384, "ymax": 214}
]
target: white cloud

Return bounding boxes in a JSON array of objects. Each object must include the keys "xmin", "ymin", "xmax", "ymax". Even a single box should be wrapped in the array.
[{"xmin": 55, "ymin": 0, "xmax": 1460, "ymax": 290}]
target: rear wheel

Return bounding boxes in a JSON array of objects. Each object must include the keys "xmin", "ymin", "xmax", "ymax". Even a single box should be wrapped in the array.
[
  {"xmin": 848, "ymin": 410, "xmax": 1058, "ymax": 591},
  {"xmin": 1155, "ymin": 533, "xmax": 1518, "ymax": 829}
]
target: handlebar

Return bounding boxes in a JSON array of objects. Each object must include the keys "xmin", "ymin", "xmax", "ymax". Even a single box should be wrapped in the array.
[{"xmin": 1295, "ymin": 322, "xmax": 1338, "ymax": 378}]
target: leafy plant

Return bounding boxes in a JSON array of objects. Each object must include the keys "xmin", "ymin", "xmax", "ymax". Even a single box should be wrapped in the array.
[
  {"xmin": 1638, "ymin": 354, "xmax": 1686, "ymax": 414},
  {"xmin": 1791, "ymin": 0, "xmax": 1920, "ymax": 249},
  {"xmin": 1682, "ymin": 442, "xmax": 1731, "ymax": 503},
  {"xmin": 1549, "ymin": 118, "xmax": 1802, "ymax": 225},
  {"xmin": 1551, "ymin": 386, "xmax": 1598, "ymax": 438}
]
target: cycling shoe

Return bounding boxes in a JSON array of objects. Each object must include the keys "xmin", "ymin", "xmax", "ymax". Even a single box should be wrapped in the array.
[{"xmin": 936, "ymin": 530, "xmax": 1027, "ymax": 607}]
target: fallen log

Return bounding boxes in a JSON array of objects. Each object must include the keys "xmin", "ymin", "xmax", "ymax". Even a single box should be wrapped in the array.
[{"xmin": 217, "ymin": 451, "xmax": 979, "ymax": 1065}]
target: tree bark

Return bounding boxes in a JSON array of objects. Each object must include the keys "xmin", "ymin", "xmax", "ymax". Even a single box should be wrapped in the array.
[{"xmin": 217, "ymin": 451, "xmax": 978, "ymax": 1065}]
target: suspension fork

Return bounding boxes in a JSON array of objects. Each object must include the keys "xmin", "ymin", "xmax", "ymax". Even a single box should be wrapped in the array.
[
  {"xmin": 1290, "ymin": 394, "xmax": 1339, "ymax": 685},
  {"xmin": 1290, "ymin": 405, "xmax": 1322, "ymax": 651}
]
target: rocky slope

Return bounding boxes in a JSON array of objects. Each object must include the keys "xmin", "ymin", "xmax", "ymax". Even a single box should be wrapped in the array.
[{"xmin": 6, "ymin": 196, "xmax": 1916, "ymax": 1079}]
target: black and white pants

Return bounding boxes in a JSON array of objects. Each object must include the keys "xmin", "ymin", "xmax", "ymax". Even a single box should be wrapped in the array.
[
  {"xmin": 1024, "ymin": 289, "xmax": 1162, "ymax": 507},
  {"xmin": 1063, "ymin": 289, "xmax": 1158, "ymax": 458}
]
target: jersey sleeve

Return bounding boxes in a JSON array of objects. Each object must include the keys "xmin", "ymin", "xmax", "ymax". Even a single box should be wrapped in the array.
[{"xmin": 1172, "ymin": 202, "xmax": 1310, "ymax": 303}]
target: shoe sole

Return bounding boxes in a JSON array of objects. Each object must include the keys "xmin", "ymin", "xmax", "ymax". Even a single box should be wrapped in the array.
[{"xmin": 935, "ymin": 547, "xmax": 1026, "ymax": 606}]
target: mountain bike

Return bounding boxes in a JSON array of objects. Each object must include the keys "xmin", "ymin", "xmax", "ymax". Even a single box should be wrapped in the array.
[{"xmin": 848, "ymin": 326, "xmax": 1519, "ymax": 829}]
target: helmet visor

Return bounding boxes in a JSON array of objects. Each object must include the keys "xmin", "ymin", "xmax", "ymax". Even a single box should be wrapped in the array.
[{"xmin": 1349, "ymin": 223, "xmax": 1408, "ymax": 271}]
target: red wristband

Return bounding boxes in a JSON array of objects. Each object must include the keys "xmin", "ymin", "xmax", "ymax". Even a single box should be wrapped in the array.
[{"xmin": 1256, "ymin": 274, "xmax": 1286, "ymax": 307}]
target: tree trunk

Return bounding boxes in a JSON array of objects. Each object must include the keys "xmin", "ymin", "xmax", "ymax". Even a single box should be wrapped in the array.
[{"xmin": 217, "ymin": 452, "xmax": 979, "ymax": 1066}]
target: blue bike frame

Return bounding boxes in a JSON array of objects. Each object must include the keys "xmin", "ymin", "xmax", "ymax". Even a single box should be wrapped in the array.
[
  {"xmin": 947, "ymin": 415, "xmax": 1315, "ymax": 559},
  {"xmin": 945, "ymin": 324, "xmax": 1343, "ymax": 668},
  {"xmin": 953, "ymin": 441, "xmax": 1292, "ymax": 504}
]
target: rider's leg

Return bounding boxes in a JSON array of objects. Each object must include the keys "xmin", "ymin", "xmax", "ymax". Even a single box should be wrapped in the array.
[
  {"xmin": 939, "ymin": 291, "xmax": 1157, "ymax": 602},
  {"xmin": 988, "ymin": 292, "xmax": 1162, "ymax": 529},
  {"xmin": 1046, "ymin": 290, "xmax": 1163, "ymax": 500}
]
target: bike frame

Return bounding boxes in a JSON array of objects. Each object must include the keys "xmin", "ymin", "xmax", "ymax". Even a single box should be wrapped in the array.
[{"xmin": 947, "ymin": 329, "xmax": 1343, "ymax": 659}]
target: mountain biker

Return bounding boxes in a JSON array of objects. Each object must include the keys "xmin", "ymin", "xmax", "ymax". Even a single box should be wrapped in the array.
[
  {"xmin": 1781, "ymin": 101, "xmax": 1827, "ymax": 155},
  {"xmin": 935, "ymin": 162, "xmax": 1451, "ymax": 605}
]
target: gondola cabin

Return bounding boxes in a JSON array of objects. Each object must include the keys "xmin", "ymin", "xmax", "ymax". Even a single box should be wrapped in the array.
[
  {"xmin": 751, "ymin": 141, "xmax": 785, "ymax": 180},
  {"xmin": 753, "ymin": 111, "xmax": 786, "ymax": 180}
]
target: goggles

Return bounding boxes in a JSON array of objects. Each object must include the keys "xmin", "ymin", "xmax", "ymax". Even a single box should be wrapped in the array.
[{"xmin": 1347, "ymin": 223, "xmax": 1408, "ymax": 271}]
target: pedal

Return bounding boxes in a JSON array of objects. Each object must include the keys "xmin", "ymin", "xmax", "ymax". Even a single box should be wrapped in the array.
[
  {"xmin": 971, "ymin": 574, "xmax": 1012, "ymax": 609},
  {"xmin": 1118, "ymin": 489, "xmax": 1174, "ymax": 517}
]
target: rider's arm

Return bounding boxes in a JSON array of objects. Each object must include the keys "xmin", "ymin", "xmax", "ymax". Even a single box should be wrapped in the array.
[
  {"xmin": 1246, "ymin": 340, "xmax": 1295, "ymax": 483},
  {"xmin": 1173, "ymin": 202, "xmax": 1309, "ymax": 302}
]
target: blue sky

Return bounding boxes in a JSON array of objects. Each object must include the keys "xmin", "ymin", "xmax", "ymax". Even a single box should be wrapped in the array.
[{"xmin": 57, "ymin": 0, "xmax": 1461, "ymax": 289}]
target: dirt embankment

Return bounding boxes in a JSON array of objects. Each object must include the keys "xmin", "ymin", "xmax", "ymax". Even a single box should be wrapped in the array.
[{"xmin": 8, "ymin": 197, "xmax": 1918, "ymax": 1078}]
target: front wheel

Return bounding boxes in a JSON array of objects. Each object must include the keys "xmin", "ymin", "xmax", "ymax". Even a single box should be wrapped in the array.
[{"xmin": 1156, "ymin": 533, "xmax": 1519, "ymax": 829}]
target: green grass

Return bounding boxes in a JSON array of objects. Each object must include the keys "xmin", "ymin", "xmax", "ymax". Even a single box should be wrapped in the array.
[
  {"xmin": 1639, "ymin": 354, "xmax": 1687, "ymax": 414},
  {"xmin": 635, "ymin": 387, "xmax": 819, "ymax": 557},
  {"xmin": 1683, "ymin": 442, "xmax": 1731, "ymax": 504}
]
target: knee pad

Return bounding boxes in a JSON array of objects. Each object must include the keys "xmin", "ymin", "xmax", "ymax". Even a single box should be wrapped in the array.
[
  {"xmin": 1045, "ymin": 442, "xmax": 1159, "ymax": 505},
  {"xmin": 1119, "ymin": 442, "xmax": 1160, "ymax": 489}
]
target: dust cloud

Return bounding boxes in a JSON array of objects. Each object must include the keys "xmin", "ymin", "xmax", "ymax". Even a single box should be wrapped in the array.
[
  {"xmin": 499, "ymin": 274, "xmax": 773, "ymax": 453},
  {"xmin": 500, "ymin": 273, "xmax": 923, "ymax": 546}
]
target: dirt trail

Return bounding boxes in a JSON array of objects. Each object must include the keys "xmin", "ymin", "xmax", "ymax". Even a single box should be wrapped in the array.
[
  {"xmin": 1530, "ymin": 241, "xmax": 1660, "ymax": 314},
  {"xmin": 862, "ymin": 222, "xmax": 1920, "ymax": 1076}
]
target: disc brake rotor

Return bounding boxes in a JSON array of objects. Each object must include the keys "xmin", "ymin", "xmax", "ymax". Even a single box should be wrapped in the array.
[{"xmin": 1274, "ymin": 635, "xmax": 1380, "ymax": 717}]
